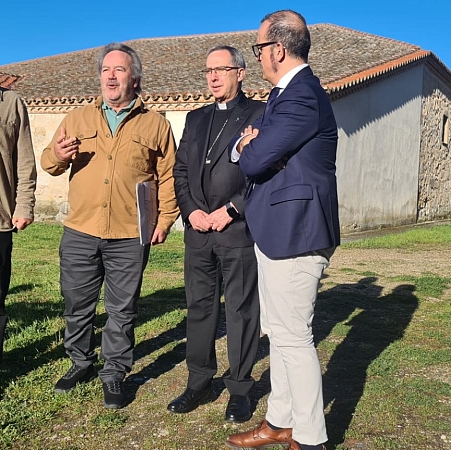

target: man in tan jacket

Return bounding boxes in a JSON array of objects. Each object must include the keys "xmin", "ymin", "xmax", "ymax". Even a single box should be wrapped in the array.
[
  {"xmin": 41, "ymin": 43, "xmax": 178, "ymax": 409},
  {"xmin": 0, "ymin": 88, "xmax": 37, "ymax": 363}
]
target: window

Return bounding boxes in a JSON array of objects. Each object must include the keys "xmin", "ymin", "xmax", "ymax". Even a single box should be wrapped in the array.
[{"xmin": 442, "ymin": 114, "xmax": 449, "ymax": 146}]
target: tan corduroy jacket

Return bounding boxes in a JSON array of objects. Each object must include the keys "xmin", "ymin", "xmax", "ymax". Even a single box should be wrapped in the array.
[
  {"xmin": 41, "ymin": 96, "xmax": 179, "ymax": 238},
  {"xmin": 0, "ymin": 89, "xmax": 37, "ymax": 231}
]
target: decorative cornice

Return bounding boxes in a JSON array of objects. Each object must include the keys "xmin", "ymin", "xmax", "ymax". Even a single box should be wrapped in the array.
[{"xmin": 24, "ymin": 90, "xmax": 271, "ymax": 113}]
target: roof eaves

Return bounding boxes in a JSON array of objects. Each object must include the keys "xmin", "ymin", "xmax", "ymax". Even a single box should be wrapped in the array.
[
  {"xmin": 23, "ymin": 89, "xmax": 271, "ymax": 113},
  {"xmin": 324, "ymin": 50, "xmax": 430, "ymax": 98}
]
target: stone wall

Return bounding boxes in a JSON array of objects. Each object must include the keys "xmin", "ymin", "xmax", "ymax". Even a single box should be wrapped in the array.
[{"xmin": 418, "ymin": 66, "xmax": 451, "ymax": 222}]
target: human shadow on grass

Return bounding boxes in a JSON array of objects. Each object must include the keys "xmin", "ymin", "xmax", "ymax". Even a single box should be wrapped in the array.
[
  {"xmin": 316, "ymin": 277, "xmax": 419, "ymax": 449},
  {"xmin": 128, "ymin": 287, "xmax": 227, "ymax": 395},
  {"xmin": 0, "ymin": 291, "xmax": 67, "ymax": 395},
  {"xmin": 1, "ymin": 286, "xmax": 188, "ymax": 400},
  {"xmin": 127, "ymin": 291, "xmax": 270, "ymax": 410},
  {"xmin": 125, "ymin": 286, "xmax": 190, "ymax": 401}
]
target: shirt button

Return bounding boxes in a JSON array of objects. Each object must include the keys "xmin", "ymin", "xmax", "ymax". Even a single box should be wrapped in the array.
[
  {"xmin": 106, "ymin": 133, "xmax": 111, "ymax": 138},
  {"xmin": 104, "ymin": 179, "xmax": 109, "ymax": 184},
  {"xmin": 107, "ymin": 155, "xmax": 112, "ymax": 160},
  {"xmin": 102, "ymin": 203, "xmax": 107, "ymax": 208},
  {"xmin": 78, "ymin": 134, "xmax": 84, "ymax": 139}
]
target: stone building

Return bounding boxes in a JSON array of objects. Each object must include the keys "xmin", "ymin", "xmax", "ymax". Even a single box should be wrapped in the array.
[{"xmin": 1, "ymin": 25, "xmax": 450, "ymax": 232}]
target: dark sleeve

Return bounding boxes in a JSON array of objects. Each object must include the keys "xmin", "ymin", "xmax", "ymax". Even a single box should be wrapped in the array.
[{"xmin": 173, "ymin": 115, "xmax": 201, "ymax": 223}]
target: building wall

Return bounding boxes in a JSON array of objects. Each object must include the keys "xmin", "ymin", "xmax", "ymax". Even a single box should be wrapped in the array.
[
  {"xmin": 333, "ymin": 66, "xmax": 424, "ymax": 232},
  {"xmin": 30, "ymin": 66, "xmax": 451, "ymax": 233},
  {"xmin": 30, "ymin": 113, "xmax": 70, "ymax": 221},
  {"xmin": 417, "ymin": 66, "xmax": 451, "ymax": 221}
]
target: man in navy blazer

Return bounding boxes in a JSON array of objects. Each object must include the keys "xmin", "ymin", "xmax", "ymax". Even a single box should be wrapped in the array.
[
  {"xmin": 169, "ymin": 46, "xmax": 265, "ymax": 423},
  {"xmin": 226, "ymin": 10, "xmax": 339, "ymax": 450}
]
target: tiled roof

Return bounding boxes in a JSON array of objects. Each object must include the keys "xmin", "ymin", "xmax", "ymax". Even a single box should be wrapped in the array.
[
  {"xmin": 0, "ymin": 72, "xmax": 21, "ymax": 89},
  {"xmin": 0, "ymin": 24, "xmax": 449, "ymax": 110}
]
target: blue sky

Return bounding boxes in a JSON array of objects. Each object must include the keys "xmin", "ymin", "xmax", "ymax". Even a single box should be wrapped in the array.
[{"xmin": 1, "ymin": 0, "xmax": 449, "ymax": 69}]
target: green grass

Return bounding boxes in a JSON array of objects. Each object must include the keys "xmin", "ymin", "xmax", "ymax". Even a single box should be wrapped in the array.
[
  {"xmin": 391, "ymin": 273, "xmax": 451, "ymax": 298},
  {"xmin": 342, "ymin": 223, "xmax": 451, "ymax": 248},
  {"xmin": 1, "ymin": 223, "xmax": 450, "ymax": 449}
]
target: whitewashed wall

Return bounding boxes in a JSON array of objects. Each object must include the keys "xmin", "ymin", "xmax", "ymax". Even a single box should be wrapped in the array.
[{"xmin": 333, "ymin": 66, "xmax": 424, "ymax": 232}]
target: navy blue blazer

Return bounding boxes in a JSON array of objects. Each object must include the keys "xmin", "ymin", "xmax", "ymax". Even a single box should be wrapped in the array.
[{"xmin": 234, "ymin": 67, "xmax": 340, "ymax": 258}]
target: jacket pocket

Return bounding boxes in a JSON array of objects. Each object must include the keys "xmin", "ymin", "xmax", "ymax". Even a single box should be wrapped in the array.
[
  {"xmin": 126, "ymin": 133, "xmax": 157, "ymax": 173},
  {"xmin": 270, "ymin": 184, "xmax": 313, "ymax": 205},
  {"xmin": 72, "ymin": 129, "xmax": 98, "ymax": 165}
]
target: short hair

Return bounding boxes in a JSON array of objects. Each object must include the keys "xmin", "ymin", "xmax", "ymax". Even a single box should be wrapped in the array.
[
  {"xmin": 206, "ymin": 45, "xmax": 246, "ymax": 69},
  {"xmin": 261, "ymin": 10, "xmax": 311, "ymax": 62},
  {"xmin": 97, "ymin": 42, "xmax": 142, "ymax": 94}
]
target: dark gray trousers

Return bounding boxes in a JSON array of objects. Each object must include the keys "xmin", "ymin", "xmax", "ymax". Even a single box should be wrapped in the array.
[
  {"xmin": 0, "ymin": 231, "xmax": 13, "ymax": 363},
  {"xmin": 60, "ymin": 227, "xmax": 150, "ymax": 382},
  {"xmin": 184, "ymin": 237, "xmax": 260, "ymax": 396}
]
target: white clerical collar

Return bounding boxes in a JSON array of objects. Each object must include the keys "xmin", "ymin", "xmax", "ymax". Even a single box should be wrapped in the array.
[{"xmin": 216, "ymin": 92, "xmax": 241, "ymax": 110}]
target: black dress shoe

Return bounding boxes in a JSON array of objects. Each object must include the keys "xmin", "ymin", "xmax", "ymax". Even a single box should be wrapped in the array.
[
  {"xmin": 54, "ymin": 363, "xmax": 96, "ymax": 394},
  {"xmin": 167, "ymin": 385, "xmax": 215, "ymax": 413},
  {"xmin": 225, "ymin": 394, "xmax": 252, "ymax": 423},
  {"xmin": 103, "ymin": 381, "xmax": 127, "ymax": 410}
]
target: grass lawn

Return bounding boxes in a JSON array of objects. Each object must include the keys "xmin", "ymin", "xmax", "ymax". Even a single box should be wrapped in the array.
[{"xmin": 0, "ymin": 223, "xmax": 450, "ymax": 449}]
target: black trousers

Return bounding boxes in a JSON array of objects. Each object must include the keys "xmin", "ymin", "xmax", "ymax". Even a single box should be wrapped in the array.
[
  {"xmin": 59, "ymin": 227, "xmax": 150, "ymax": 382},
  {"xmin": 184, "ymin": 236, "xmax": 260, "ymax": 396},
  {"xmin": 0, "ymin": 231, "xmax": 13, "ymax": 362}
]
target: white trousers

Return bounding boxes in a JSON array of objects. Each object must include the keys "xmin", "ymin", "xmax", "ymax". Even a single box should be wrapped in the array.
[{"xmin": 255, "ymin": 244, "xmax": 333, "ymax": 445}]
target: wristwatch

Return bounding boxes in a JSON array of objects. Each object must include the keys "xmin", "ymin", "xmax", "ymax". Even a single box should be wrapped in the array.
[{"xmin": 226, "ymin": 202, "xmax": 240, "ymax": 220}]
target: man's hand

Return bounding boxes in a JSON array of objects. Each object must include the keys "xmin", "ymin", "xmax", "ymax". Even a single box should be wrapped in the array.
[
  {"xmin": 237, "ymin": 126, "xmax": 259, "ymax": 154},
  {"xmin": 188, "ymin": 209, "xmax": 212, "ymax": 233},
  {"xmin": 54, "ymin": 127, "xmax": 80, "ymax": 162},
  {"xmin": 151, "ymin": 227, "xmax": 167, "ymax": 245},
  {"xmin": 271, "ymin": 155, "xmax": 288, "ymax": 171},
  {"xmin": 12, "ymin": 217, "xmax": 33, "ymax": 230},
  {"xmin": 207, "ymin": 206, "xmax": 233, "ymax": 232}
]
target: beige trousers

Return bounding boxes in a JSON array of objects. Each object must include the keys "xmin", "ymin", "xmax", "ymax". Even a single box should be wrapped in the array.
[{"xmin": 255, "ymin": 244, "xmax": 334, "ymax": 446}]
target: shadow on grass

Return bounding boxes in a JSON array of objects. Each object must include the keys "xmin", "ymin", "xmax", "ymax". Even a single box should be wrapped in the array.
[
  {"xmin": 128, "ymin": 290, "xmax": 270, "ymax": 411},
  {"xmin": 316, "ymin": 277, "xmax": 419, "ymax": 449},
  {"xmin": 4, "ymin": 273, "xmax": 419, "ymax": 450},
  {"xmin": 0, "ymin": 286, "xmax": 188, "ymax": 398},
  {"xmin": 0, "ymin": 290, "xmax": 66, "ymax": 395},
  {"xmin": 129, "ymin": 288, "xmax": 231, "ymax": 400},
  {"xmin": 126, "ymin": 287, "xmax": 189, "ymax": 400}
]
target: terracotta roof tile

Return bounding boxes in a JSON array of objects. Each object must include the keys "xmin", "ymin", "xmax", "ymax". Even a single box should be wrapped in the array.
[
  {"xmin": 0, "ymin": 25, "xmax": 449, "ymax": 106},
  {"xmin": 0, "ymin": 72, "xmax": 22, "ymax": 89}
]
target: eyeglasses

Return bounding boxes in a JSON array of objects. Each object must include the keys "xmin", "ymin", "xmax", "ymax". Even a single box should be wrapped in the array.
[
  {"xmin": 201, "ymin": 66, "xmax": 240, "ymax": 77},
  {"xmin": 252, "ymin": 42, "xmax": 278, "ymax": 58}
]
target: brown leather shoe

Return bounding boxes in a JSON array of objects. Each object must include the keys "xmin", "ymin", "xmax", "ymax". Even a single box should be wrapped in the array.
[{"xmin": 226, "ymin": 420, "xmax": 292, "ymax": 449}]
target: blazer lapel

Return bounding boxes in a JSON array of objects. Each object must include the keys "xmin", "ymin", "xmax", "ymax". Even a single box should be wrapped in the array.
[
  {"xmin": 195, "ymin": 104, "xmax": 215, "ymax": 175},
  {"xmin": 207, "ymin": 93, "xmax": 250, "ymax": 167}
]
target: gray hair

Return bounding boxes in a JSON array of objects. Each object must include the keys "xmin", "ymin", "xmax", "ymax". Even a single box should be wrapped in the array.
[
  {"xmin": 206, "ymin": 45, "xmax": 246, "ymax": 69},
  {"xmin": 97, "ymin": 42, "xmax": 143, "ymax": 94},
  {"xmin": 261, "ymin": 10, "xmax": 311, "ymax": 62}
]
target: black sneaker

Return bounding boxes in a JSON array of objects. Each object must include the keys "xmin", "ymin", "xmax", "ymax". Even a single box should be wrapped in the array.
[
  {"xmin": 103, "ymin": 381, "xmax": 127, "ymax": 409},
  {"xmin": 55, "ymin": 363, "xmax": 97, "ymax": 394}
]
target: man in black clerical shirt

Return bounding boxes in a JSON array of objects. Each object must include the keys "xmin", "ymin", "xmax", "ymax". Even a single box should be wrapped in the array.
[{"xmin": 169, "ymin": 46, "xmax": 265, "ymax": 423}]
